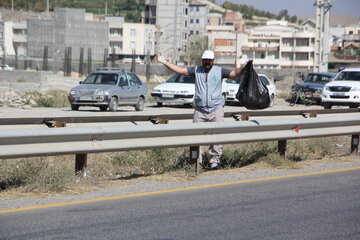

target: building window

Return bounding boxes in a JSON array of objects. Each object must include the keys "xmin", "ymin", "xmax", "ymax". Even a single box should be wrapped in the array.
[
  {"xmin": 110, "ymin": 28, "xmax": 123, "ymax": 36},
  {"xmin": 196, "ymin": 19, "xmax": 199, "ymax": 24},
  {"xmin": 130, "ymin": 29, "xmax": 136, "ymax": 36},
  {"xmin": 185, "ymin": 21, "xmax": 187, "ymax": 27},
  {"xmin": 190, "ymin": 19, "xmax": 194, "ymax": 24},
  {"xmin": 196, "ymin": 6, "xmax": 199, "ymax": 12}
]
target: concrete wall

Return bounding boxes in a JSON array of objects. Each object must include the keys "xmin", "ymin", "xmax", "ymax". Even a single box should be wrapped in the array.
[{"xmin": 27, "ymin": 8, "xmax": 109, "ymax": 61}]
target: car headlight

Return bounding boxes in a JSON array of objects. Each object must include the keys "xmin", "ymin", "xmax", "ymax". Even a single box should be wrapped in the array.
[
  {"xmin": 314, "ymin": 89, "xmax": 322, "ymax": 94},
  {"xmin": 152, "ymin": 89, "xmax": 161, "ymax": 93},
  {"xmin": 324, "ymin": 86, "xmax": 330, "ymax": 91},
  {"xmin": 350, "ymin": 87, "xmax": 360, "ymax": 92},
  {"xmin": 70, "ymin": 90, "xmax": 77, "ymax": 95}
]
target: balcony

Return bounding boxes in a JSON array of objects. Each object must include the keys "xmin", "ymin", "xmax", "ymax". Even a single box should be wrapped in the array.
[{"xmin": 13, "ymin": 35, "xmax": 27, "ymax": 43}]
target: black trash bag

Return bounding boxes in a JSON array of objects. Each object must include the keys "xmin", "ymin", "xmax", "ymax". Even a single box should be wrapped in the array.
[{"xmin": 235, "ymin": 60, "xmax": 270, "ymax": 110}]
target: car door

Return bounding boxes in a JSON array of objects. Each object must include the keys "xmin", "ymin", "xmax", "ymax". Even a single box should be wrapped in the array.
[
  {"xmin": 116, "ymin": 72, "xmax": 132, "ymax": 104},
  {"xmin": 126, "ymin": 72, "xmax": 145, "ymax": 103}
]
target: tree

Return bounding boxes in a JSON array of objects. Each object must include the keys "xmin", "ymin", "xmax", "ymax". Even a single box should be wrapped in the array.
[
  {"xmin": 278, "ymin": 9, "xmax": 288, "ymax": 20},
  {"xmin": 185, "ymin": 36, "xmax": 209, "ymax": 66}
]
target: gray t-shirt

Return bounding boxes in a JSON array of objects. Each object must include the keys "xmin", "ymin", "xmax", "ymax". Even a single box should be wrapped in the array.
[{"xmin": 187, "ymin": 66, "xmax": 231, "ymax": 78}]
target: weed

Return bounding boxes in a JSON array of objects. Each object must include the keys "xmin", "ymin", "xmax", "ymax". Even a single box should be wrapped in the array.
[
  {"xmin": 23, "ymin": 90, "xmax": 70, "ymax": 108},
  {"xmin": 0, "ymin": 136, "xmax": 352, "ymax": 193}
]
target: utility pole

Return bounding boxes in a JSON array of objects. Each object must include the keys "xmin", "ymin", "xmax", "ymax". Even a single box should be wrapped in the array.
[
  {"xmin": 314, "ymin": 0, "xmax": 331, "ymax": 72},
  {"xmin": 47, "ymin": 0, "xmax": 49, "ymax": 16}
]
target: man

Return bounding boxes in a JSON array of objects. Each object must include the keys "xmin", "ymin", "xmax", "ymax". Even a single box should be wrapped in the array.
[{"xmin": 157, "ymin": 50, "xmax": 246, "ymax": 170}]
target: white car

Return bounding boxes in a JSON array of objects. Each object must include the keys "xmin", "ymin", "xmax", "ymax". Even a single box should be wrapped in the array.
[
  {"xmin": 151, "ymin": 73, "xmax": 228, "ymax": 107},
  {"xmin": 225, "ymin": 74, "xmax": 276, "ymax": 107},
  {"xmin": 321, "ymin": 68, "xmax": 360, "ymax": 109},
  {"xmin": 0, "ymin": 64, "xmax": 14, "ymax": 70}
]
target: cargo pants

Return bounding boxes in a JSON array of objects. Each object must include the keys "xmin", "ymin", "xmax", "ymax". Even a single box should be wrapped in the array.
[{"xmin": 193, "ymin": 107, "xmax": 224, "ymax": 164}]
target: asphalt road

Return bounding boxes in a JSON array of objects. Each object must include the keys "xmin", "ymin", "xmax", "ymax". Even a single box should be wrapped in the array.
[{"xmin": 1, "ymin": 169, "xmax": 359, "ymax": 240}]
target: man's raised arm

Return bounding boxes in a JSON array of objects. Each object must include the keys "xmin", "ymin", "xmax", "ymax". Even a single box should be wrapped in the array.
[{"xmin": 156, "ymin": 54, "xmax": 189, "ymax": 76}]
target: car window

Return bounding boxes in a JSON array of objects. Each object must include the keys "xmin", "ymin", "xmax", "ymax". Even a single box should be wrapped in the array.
[
  {"xmin": 180, "ymin": 75, "xmax": 195, "ymax": 84},
  {"xmin": 304, "ymin": 74, "xmax": 333, "ymax": 83},
  {"xmin": 83, "ymin": 73, "xmax": 118, "ymax": 85},
  {"xmin": 259, "ymin": 76, "xmax": 270, "ymax": 85},
  {"xmin": 118, "ymin": 73, "xmax": 128, "ymax": 86},
  {"xmin": 226, "ymin": 77, "xmax": 241, "ymax": 84},
  {"xmin": 127, "ymin": 73, "xmax": 142, "ymax": 86},
  {"xmin": 335, "ymin": 71, "xmax": 360, "ymax": 81},
  {"xmin": 166, "ymin": 74, "xmax": 195, "ymax": 84}
]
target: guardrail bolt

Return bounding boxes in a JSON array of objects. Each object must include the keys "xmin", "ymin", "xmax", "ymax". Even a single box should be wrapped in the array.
[
  {"xmin": 309, "ymin": 111, "xmax": 317, "ymax": 118},
  {"xmin": 351, "ymin": 135, "xmax": 359, "ymax": 155},
  {"xmin": 241, "ymin": 113, "xmax": 249, "ymax": 121}
]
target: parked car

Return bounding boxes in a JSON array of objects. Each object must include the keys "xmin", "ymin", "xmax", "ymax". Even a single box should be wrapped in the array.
[
  {"xmin": 68, "ymin": 70, "xmax": 148, "ymax": 112},
  {"xmin": 290, "ymin": 72, "xmax": 336, "ymax": 104},
  {"xmin": 321, "ymin": 68, "xmax": 360, "ymax": 109},
  {"xmin": 225, "ymin": 74, "xmax": 276, "ymax": 107},
  {"xmin": 151, "ymin": 73, "xmax": 228, "ymax": 107},
  {"xmin": 0, "ymin": 64, "xmax": 14, "ymax": 70}
]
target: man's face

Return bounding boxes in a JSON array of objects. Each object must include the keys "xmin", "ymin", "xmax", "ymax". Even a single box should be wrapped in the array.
[{"xmin": 202, "ymin": 59, "xmax": 214, "ymax": 72}]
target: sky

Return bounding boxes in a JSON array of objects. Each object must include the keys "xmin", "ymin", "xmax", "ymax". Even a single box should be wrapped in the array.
[{"xmin": 216, "ymin": 0, "xmax": 360, "ymax": 18}]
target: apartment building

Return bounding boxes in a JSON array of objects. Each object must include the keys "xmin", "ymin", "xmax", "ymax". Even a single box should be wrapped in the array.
[
  {"xmin": 188, "ymin": 3, "xmax": 208, "ymax": 37},
  {"xmin": 27, "ymin": 8, "xmax": 109, "ymax": 61},
  {"xmin": 243, "ymin": 21, "xmax": 315, "ymax": 69},
  {"xmin": 207, "ymin": 25, "xmax": 238, "ymax": 66},
  {"xmin": 144, "ymin": 0, "xmax": 190, "ymax": 62},
  {"xmin": 106, "ymin": 16, "xmax": 156, "ymax": 61},
  {"xmin": 207, "ymin": 20, "xmax": 316, "ymax": 69}
]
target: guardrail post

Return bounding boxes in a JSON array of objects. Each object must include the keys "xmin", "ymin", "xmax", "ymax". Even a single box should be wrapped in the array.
[
  {"xmin": 351, "ymin": 135, "xmax": 359, "ymax": 155},
  {"xmin": 278, "ymin": 140, "xmax": 287, "ymax": 159},
  {"xmin": 190, "ymin": 146, "xmax": 200, "ymax": 174},
  {"xmin": 75, "ymin": 154, "xmax": 87, "ymax": 174}
]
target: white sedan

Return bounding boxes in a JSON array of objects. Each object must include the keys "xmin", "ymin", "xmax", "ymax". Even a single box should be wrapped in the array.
[
  {"xmin": 225, "ymin": 74, "xmax": 276, "ymax": 107},
  {"xmin": 151, "ymin": 74, "xmax": 228, "ymax": 107}
]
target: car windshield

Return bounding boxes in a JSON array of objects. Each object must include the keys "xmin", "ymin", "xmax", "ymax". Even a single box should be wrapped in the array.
[
  {"xmin": 226, "ymin": 77, "xmax": 241, "ymax": 84},
  {"xmin": 226, "ymin": 76, "xmax": 269, "ymax": 85},
  {"xmin": 83, "ymin": 73, "xmax": 118, "ymax": 85},
  {"xmin": 335, "ymin": 71, "xmax": 360, "ymax": 81},
  {"xmin": 166, "ymin": 74, "xmax": 195, "ymax": 84},
  {"xmin": 304, "ymin": 74, "xmax": 334, "ymax": 84}
]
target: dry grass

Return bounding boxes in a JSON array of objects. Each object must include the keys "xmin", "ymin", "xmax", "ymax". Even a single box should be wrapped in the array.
[{"xmin": 0, "ymin": 136, "xmax": 355, "ymax": 195}]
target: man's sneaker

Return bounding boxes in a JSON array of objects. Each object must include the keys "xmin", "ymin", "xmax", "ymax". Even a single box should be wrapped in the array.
[{"xmin": 210, "ymin": 163, "xmax": 220, "ymax": 170}]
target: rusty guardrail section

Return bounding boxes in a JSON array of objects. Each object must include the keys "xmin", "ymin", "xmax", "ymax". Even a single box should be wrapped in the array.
[
  {"xmin": 0, "ymin": 115, "xmax": 359, "ymax": 161},
  {"xmin": 0, "ymin": 108, "xmax": 359, "ymax": 125}
]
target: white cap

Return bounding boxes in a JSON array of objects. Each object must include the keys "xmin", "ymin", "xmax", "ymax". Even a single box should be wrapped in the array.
[{"xmin": 201, "ymin": 50, "xmax": 215, "ymax": 59}]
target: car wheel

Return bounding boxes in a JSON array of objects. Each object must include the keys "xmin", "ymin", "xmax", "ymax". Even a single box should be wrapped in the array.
[
  {"xmin": 109, "ymin": 97, "xmax": 118, "ymax": 112},
  {"xmin": 157, "ymin": 102, "xmax": 163, "ymax": 107},
  {"xmin": 99, "ymin": 106, "xmax": 108, "ymax": 111},
  {"xmin": 135, "ymin": 97, "xmax": 145, "ymax": 111},
  {"xmin": 349, "ymin": 104, "xmax": 359, "ymax": 108},
  {"xmin": 323, "ymin": 103, "xmax": 332, "ymax": 109},
  {"xmin": 71, "ymin": 104, "xmax": 79, "ymax": 111}
]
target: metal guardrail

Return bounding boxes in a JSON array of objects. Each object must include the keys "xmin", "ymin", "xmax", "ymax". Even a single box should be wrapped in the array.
[
  {"xmin": 0, "ymin": 115, "xmax": 359, "ymax": 160},
  {"xmin": 0, "ymin": 108, "xmax": 359, "ymax": 125}
]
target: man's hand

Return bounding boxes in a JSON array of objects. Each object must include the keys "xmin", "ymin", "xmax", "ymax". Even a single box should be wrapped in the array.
[{"xmin": 156, "ymin": 54, "xmax": 166, "ymax": 64}]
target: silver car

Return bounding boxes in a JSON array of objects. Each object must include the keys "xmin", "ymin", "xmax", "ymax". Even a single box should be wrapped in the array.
[{"xmin": 68, "ymin": 70, "xmax": 148, "ymax": 112}]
